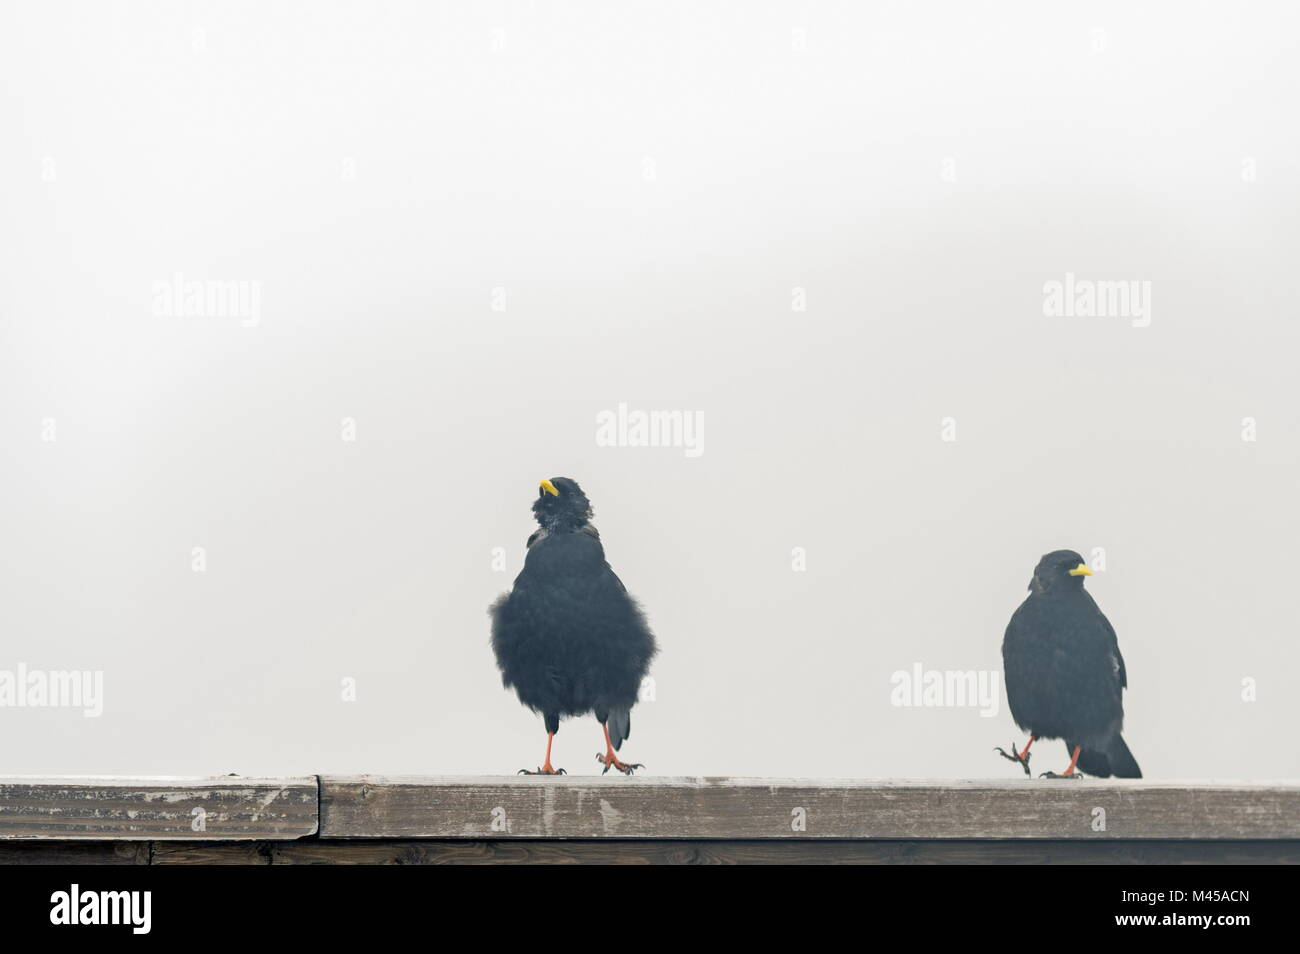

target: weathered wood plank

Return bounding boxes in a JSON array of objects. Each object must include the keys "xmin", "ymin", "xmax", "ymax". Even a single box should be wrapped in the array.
[
  {"xmin": 3, "ymin": 776, "xmax": 1297, "ymax": 845},
  {"xmin": 0, "ymin": 777, "xmax": 318, "ymax": 840},
  {"xmin": 320, "ymin": 776, "xmax": 1300, "ymax": 840}
]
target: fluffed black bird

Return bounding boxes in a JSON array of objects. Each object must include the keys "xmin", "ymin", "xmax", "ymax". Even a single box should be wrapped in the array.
[
  {"xmin": 489, "ymin": 477, "xmax": 657, "ymax": 775},
  {"xmin": 998, "ymin": 550, "xmax": 1141, "ymax": 779}
]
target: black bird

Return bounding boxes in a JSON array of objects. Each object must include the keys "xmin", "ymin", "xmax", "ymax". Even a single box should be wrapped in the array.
[
  {"xmin": 998, "ymin": 550, "xmax": 1141, "ymax": 778},
  {"xmin": 490, "ymin": 477, "xmax": 657, "ymax": 775}
]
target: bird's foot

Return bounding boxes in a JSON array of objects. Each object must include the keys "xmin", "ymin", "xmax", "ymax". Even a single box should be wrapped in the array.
[
  {"xmin": 518, "ymin": 765, "xmax": 566, "ymax": 776},
  {"xmin": 1039, "ymin": 770, "xmax": 1085, "ymax": 780},
  {"xmin": 596, "ymin": 751, "xmax": 643, "ymax": 775},
  {"xmin": 995, "ymin": 742, "xmax": 1033, "ymax": 777}
]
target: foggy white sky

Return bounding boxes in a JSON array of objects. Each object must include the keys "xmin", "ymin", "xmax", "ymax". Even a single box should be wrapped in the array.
[{"xmin": 1, "ymin": 1, "xmax": 1297, "ymax": 779}]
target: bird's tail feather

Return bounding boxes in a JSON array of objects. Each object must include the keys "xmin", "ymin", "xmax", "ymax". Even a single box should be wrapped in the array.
[
  {"xmin": 607, "ymin": 707, "xmax": 632, "ymax": 751},
  {"xmin": 1105, "ymin": 734, "xmax": 1141, "ymax": 778},
  {"xmin": 1075, "ymin": 734, "xmax": 1142, "ymax": 778}
]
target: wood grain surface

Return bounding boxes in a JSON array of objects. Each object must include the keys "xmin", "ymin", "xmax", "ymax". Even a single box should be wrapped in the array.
[
  {"xmin": 319, "ymin": 776, "xmax": 1300, "ymax": 840},
  {"xmin": 0, "ymin": 776, "xmax": 318, "ymax": 840}
]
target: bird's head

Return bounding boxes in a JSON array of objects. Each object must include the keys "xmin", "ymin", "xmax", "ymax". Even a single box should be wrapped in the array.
[
  {"xmin": 1029, "ymin": 549, "xmax": 1093, "ymax": 594},
  {"xmin": 532, "ymin": 477, "xmax": 593, "ymax": 530}
]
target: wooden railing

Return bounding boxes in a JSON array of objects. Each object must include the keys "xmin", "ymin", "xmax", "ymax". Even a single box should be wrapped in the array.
[{"xmin": 2, "ymin": 776, "xmax": 1297, "ymax": 863}]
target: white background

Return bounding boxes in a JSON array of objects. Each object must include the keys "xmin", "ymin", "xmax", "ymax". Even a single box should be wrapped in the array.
[{"xmin": 2, "ymin": 1, "xmax": 1297, "ymax": 778}]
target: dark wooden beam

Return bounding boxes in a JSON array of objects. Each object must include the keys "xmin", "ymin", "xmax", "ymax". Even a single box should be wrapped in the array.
[
  {"xmin": 3, "ymin": 838, "xmax": 1297, "ymax": 865},
  {"xmin": 267, "ymin": 838, "xmax": 1300, "ymax": 865},
  {"xmin": 0, "ymin": 841, "xmax": 149, "ymax": 865}
]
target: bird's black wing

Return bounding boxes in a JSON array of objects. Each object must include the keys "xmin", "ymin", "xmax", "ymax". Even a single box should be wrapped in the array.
[
  {"xmin": 1110, "ymin": 623, "xmax": 1128, "ymax": 690},
  {"xmin": 1085, "ymin": 590, "xmax": 1127, "ymax": 689},
  {"xmin": 580, "ymin": 523, "xmax": 627, "ymax": 592}
]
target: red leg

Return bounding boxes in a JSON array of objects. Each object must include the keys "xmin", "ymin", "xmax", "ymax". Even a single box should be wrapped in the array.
[
  {"xmin": 1062, "ymin": 744, "xmax": 1081, "ymax": 776},
  {"xmin": 1041, "ymin": 744, "xmax": 1084, "ymax": 779},
  {"xmin": 519, "ymin": 732, "xmax": 565, "ymax": 775},
  {"xmin": 595, "ymin": 723, "xmax": 643, "ymax": 775}
]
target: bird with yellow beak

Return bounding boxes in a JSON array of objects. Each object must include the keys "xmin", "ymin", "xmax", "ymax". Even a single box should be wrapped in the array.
[
  {"xmin": 998, "ymin": 549, "xmax": 1141, "ymax": 779},
  {"xmin": 489, "ymin": 477, "xmax": 658, "ymax": 775}
]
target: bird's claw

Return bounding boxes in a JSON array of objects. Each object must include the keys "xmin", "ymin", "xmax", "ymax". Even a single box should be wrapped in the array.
[
  {"xmin": 1039, "ymin": 771, "xmax": 1084, "ymax": 780},
  {"xmin": 518, "ymin": 766, "xmax": 566, "ymax": 775},
  {"xmin": 596, "ymin": 752, "xmax": 643, "ymax": 775},
  {"xmin": 995, "ymin": 743, "xmax": 1032, "ymax": 776}
]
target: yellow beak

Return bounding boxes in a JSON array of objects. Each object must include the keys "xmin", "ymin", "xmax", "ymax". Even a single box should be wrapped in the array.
[
  {"xmin": 1068, "ymin": 563, "xmax": 1093, "ymax": 577},
  {"xmin": 539, "ymin": 479, "xmax": 559, "ymax": 497}
]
